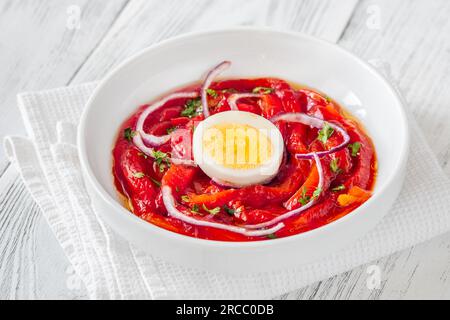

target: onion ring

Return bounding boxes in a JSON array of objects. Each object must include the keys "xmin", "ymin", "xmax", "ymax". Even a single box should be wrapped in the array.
[
  {"xmin": 271, "ymin": 113, "xmax": 351, "ymax": 159},
  {"xmin": 227, "ymin": 93, "xmax": 262, "ymax": 111},
  {"xmin": 162, "ymin": 186, "xmax": 284, "ymax": 237},
  {"xmin": 135, "ymin": 92, "xmax": 199, "ymax": 149},
  {"xmin": 244, "ymin": 153, "xmax": 324, "ymax": 229},
  {"xmin": 201, "ymin": 61, "xmax": 231, "ymax": 118}
]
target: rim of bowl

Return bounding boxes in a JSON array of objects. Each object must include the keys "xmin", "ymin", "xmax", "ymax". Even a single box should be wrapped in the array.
[{"xmin": 78, "ymin": 27, "xmax": 410, "ymax": 249}]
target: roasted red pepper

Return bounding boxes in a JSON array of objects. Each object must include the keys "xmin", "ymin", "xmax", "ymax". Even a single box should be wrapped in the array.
[{"xmin": 113, "ymin": 78, "xmax": 376, "ymax": 241}]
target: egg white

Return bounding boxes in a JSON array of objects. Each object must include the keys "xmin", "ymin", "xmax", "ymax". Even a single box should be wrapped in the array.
[{"xmin": 193, "ymin": 111, "xmax": 284, "ymax": 188}]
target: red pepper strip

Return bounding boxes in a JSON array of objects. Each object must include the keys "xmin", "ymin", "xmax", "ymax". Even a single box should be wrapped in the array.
[
  {"xmin": 286, "ymin": 123, "xmax": 309, "ymax": 154},
  {"xmin": 159, "ymin": 106, "xmax": 183, "ymax": 121},
  {"xmin": 159, "ymin": 165, "xmax": 252, "ymax": 242},
  {"xmin": 284, "ymin": 128, "xmax": 350, "ymax": 210},
  {"xmin": 170, "ymin": 117, "xmax": 190, "ymax": 127},
  {"xmin": 187, "ymin": 159, "xmax": 310, "ymax": 208},
  {"xmin": 258, "ymin": 94, "xmax": 284, "ymax": 119},
  {"xmin": 161, "ymin": 164, "xmax": 197, "ymax": 197},
  {"xmin": 212, "ymin": 78, "xmax": 292, "ymax": 92},
  {"xmin": 235, "ymin": 206, "xmax": 287, "ymax": 225},
  {"xmin": 276, "ymin": 89, "xmax": 306, "ymax": 113},
  {"xmin": 277, "ymin": 196, "xmax": 338, "ymax": 237},
  {"xmin": 345, "ymin": 125, "xmax": 375, "ymax": 190},
  {"xmin": 115, "ymin": 143, "xmax": 158, "ymax": 216},
  {"xmin": 314, "ymin": 104, "xmax": 375, "ymax": 190},
  {"xmin": 284, "ymin": 157, "xmax": 333, "ymax": 210},
  {"xmin": 337, "ymin": 186, "xmax": 371, "ymax": 207}
]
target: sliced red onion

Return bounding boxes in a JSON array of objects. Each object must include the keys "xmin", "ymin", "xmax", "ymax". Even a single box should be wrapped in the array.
[
  {"xmin": 245, "ymin": 153, "xmax": 324, "ymax": 229},
  {"xmin": 170, "ymin": 158, "xmax": 197, "ymax": 167},
  {"xmin": 228, "ymin": 93, "xmax": 262, "ymax": 111},
  {"xmin": 135, "ymin": 92, "xmax": 199, "ymax": 148},
  {"xmin": 271, "ymin": 113, "xmax": 351, "ymax": 159},
  {"xmin": 201, "ymin": 61, "xmax": 231, "ymax": 118},
  {"xmin": 162, "ymin": 186, "xmax": 284, "ymax": 237},
  {"xmin": 133, "ymin": 133, "xmax": 155, "ymax": 157}
]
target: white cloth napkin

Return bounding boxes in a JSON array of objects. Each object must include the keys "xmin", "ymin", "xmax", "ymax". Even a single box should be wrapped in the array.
[{"xmin": 4, "ymin": 81, "xmax": 450, "ymax": 300}]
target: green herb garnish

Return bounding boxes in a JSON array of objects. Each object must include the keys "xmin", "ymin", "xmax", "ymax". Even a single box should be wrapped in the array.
[
  {"xmin": 124, "ymin": 127, "xmax": 136, "ymax": 142},
  {"xmin": 325, "ymin": 96, "xmax": 332, "ymax": 103},
  {"xmin": 151, "ymin": 150, "xmax": 171, "ymax": 172},
  {"xmin": 138, "ymin": 152, "xmax": 148, "ymax": 159},
  {"xmin": 267, "ymin": 234, "xmax": 278, "ymax": 240},
  {"xmin": 252, "ymin": 87, "xmax": 274, "ymax": 94},
  {"xmin": 150, "ymin": 177, "xmax": 161, "ymax": 187},
  {"xmin": 181, "ymin": 98, "xmax": 202, "ymax": 118},
  {"xmin": 191, "ymin": 204, "xmax": 200, "ymax": 214},
  {"xmin": 133, "ymin": 172, "xmax": 145, "ymax": 179},
  {"xmin": 202, "ymin": 204, "xmax": 221, "ymax": 215},
  {"xmin": 166, "ymin": 126, "xmax": 177, "ymax": 134},
  {"xmin": 312, "ymin": 187, "xmax": 323, "ymax": 200},
  {"xmin": 332, "ymin": 185, "xmax": 346, "ymax": 192},
  {"xmin": 330, "ymin": 158, "xmax": 342, "ymax": 174},
  {"xmin": 348, "ymin": 142, "xmax": 361, "ymax": 157},
  {"xmin": 181, "ymin": 195, "xmax": 190, "ymax": 203},
  {"xmin": 206, "ymin": 88, "xmax": 218, "ymax": 98},
  {"xmin": 223, "ymin": 205, "xmax": 235, "ymax": 216},
  {"xmin": 318, "ymin": 122, "xmax": 334, "ymax": 144},
  {"xmin": 299, "ymin": 187, "xmax": 311, "ymax": 206}
]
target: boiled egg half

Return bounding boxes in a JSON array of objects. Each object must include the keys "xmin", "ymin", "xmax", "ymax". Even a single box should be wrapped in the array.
[{"xmin": 193, "ymin": 111, "xmax": 284, "ymax": 188}]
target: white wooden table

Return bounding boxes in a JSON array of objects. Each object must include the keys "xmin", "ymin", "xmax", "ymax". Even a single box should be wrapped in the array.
[{"xmin": 1, "ymin": 0, "xmax": 450, "ymax": 300}]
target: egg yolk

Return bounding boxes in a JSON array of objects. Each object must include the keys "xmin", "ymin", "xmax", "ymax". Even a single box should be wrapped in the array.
[{"xmin": 202, "ymin": 123, "xmax": 273, "ymax": 169}]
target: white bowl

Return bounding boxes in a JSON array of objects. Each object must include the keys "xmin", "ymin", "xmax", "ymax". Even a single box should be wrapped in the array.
[{"xmin": 78, "ymin": 28, "xmax": 409, "ymax": 275}]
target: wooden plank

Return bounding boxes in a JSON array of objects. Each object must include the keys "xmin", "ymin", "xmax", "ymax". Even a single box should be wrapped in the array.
[
  {"xmin": 71, "ymin": 0, "xmax": 359, "ymax": 83},
  {"xmin": 0, "ymin": 0, "xmax": 128, "ymax": 171},
  {"xmin": 0, "ymin": 0, "xmax": 128, "ymax": 300},
  {"xmin": 283, "ymin": 0, "xmax": 450, "ymax": 300},
  {"xmin": 0, "ymin": 0, "xmax": 359, "ymax": 300}
]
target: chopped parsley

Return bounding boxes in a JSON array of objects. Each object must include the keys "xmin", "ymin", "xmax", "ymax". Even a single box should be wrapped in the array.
[
  {"xmin": 267, "ymin": 234, "xmax": 278, "ymax": 240},
  {"xmin": 138, "ymin": 152, "xmax": 148, "ymax": 159},
  {"xmin": 348, "ymin": 142, "xmax": 361, "ymax": 157},
  {"xmin": 132, "ymin": 172, "xmax": 145, "ymax": 179},
  {"xmin": 151, "ymin": 150, "xmax": 171, "ymax": 172},
  {"xmin": 150, "ymin": 177, "xmax": 161, "ymax": 187},
  {"xmin": 222, "ymin": 88, "xmax": 238, "ymax": 94},
  {"xmin": 202, "ymin": 204, "xmax": 221, "ymax": 215},
  {"xmin": 166, "ymin": 126, "xmax": 177, "ymax": 134},
  {"xmin": 206, "ymin": 88, "xmax": 218, "ymax": 98},
  {"xmin": 332, "ymin": 185, "xmax": 346, "ymax": 192},
  {"xmin": 312, "ymin": 187, "xmax": 323, "ymax": 200},
  {"xmin": 181, "ymin": 98, "xmax": 202, "ymax": 118},
  {"xmin": 330, "ymin": 158, "xmax": 342, "ymax": 174},
  {"xmin": 299, "ymin": 187, "xmax": 311, "ymax": 206},
  {"xmin": 191, "ymin": 204, "xmax": 200, "ymax": 214},
  {"xmin": 124, "ymin": 127, "xmax": 136, "ymax": 142},
  {"xmin": 318, "ymin": 122, "xmax": 334, "ymax": 144},
  {"xmin": 325, "ymin": 96, "xmax": 332, "ymax": 103},
  {"xmin": 181, "ymin": 195, "xmax": 190, "ymax": 203},
  {"xmin": 223, "ymin": 205, "xmax": 235, "ymax": 216},
  {"xmin": 252, "ymin": 87, "xmax": 274, "ymax": 94}
]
